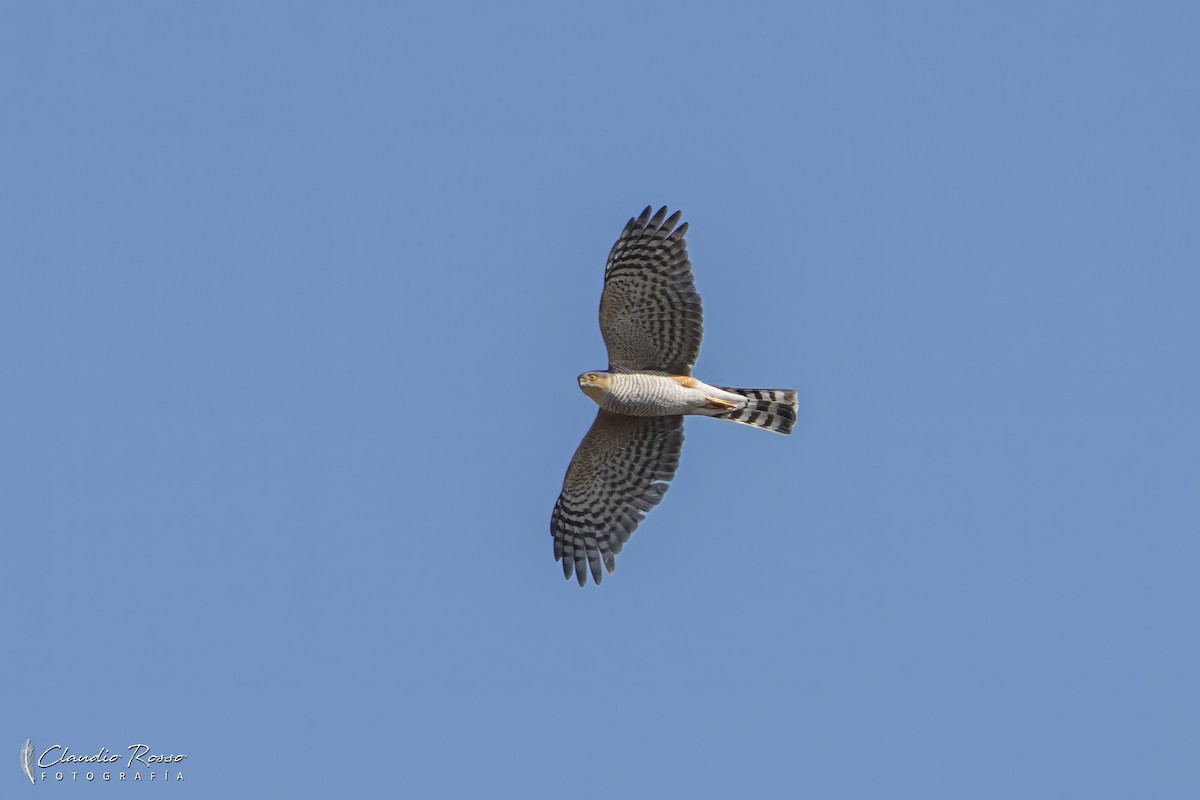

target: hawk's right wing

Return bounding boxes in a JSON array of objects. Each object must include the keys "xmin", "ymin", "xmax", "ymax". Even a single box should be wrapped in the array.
[
  {"xmin": 551, "ymin": 410, "xmax": 685, "ymax": 586},
  {"xmin": 599, "ymin": 206, "xmax": 704, "ymax": 375}
]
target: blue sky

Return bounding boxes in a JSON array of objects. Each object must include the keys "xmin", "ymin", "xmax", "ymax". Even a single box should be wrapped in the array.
[{"xmin": 3, "ymin": 2, "xmax": 1198, "ymax": 797}]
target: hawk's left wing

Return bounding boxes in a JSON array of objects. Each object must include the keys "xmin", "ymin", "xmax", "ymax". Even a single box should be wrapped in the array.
[
  {"xmin": 551, "ymin": 410, "xmax": 685, "ymax": 586},
  {"xmin": 599, "ymin": 206, "xmax": 704, "ymax": 375}
]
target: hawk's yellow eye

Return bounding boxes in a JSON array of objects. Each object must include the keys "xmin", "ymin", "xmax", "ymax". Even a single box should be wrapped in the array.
[{"xmin": 586, "ymin": 373, "xmax": 598, "ymax": 382}]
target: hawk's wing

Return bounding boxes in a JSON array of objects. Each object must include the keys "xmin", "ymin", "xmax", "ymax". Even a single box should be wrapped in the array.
[
  {"xmin": 551, "ymin": 411, "xmax": 685, "ymax": 586},
  {"xmin": 599, "ymin": 206, "xmax": 704, "ymax": 375}
]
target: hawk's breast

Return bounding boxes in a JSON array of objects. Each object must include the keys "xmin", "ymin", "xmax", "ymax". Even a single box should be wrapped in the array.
[{"xmin": 601, "ymin": 372, "xmax": 699, "ymax": 417}]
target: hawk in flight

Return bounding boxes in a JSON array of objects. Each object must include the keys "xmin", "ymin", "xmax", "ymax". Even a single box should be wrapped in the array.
[{"xmin": 551, "ymin": 206, "xmax": 797, "ymax": 586}]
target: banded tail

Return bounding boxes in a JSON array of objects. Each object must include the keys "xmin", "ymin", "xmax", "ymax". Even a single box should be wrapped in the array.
[{"xmin": 715, "ymin": 387, "xmax": 798, "ymax": 434}]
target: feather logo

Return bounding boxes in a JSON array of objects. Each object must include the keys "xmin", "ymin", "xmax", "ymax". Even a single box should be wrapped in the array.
[{"xmin": 21, "ymin": 739, "xmax": 36, "ymax": 784}]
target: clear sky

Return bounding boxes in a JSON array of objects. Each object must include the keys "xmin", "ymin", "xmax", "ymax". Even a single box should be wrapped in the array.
[{"xmin": 3, "ymin": 2, "xmax": 1198, "ymax": 797}]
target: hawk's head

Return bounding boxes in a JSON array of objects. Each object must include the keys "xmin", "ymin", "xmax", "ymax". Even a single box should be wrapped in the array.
[{"xmin": 577, "ymin": 371, "xmax": 612, "ymax": 403}]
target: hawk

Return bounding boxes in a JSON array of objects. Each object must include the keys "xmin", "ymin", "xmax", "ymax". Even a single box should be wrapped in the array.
[{"xmin": 551, "ymin": 206, "xmax": 798, "ymax": 586}]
